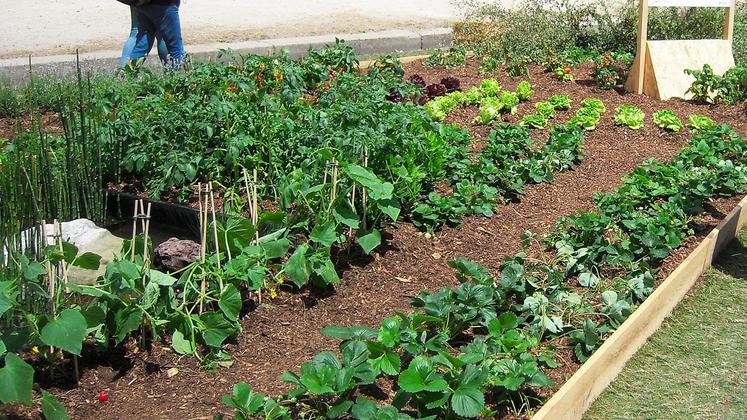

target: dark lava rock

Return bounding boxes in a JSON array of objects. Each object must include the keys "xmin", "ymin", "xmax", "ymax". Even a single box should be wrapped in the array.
[{"xmin": 153, "ymin": 238, "xmax": 201, "ymax": 272}]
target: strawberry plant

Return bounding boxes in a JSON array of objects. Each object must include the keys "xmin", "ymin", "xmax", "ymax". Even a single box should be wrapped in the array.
[
  {"xmin": 614, "ymin": 104, "xmax": 645, "ymax": 130},
  {"xmin": 652, "ymin": 110, "xmax": 683, "ymax": 132}
]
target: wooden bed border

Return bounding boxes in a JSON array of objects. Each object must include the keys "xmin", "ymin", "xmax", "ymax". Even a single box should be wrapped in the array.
[{"xmin": 534, "ymin": 194, "xmax": 747, "ymax": 419}]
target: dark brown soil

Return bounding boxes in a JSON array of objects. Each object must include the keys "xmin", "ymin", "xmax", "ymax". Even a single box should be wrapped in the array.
[{"xmin": 5, "ymin": 59, "xmax": 747, "ymax": 419}]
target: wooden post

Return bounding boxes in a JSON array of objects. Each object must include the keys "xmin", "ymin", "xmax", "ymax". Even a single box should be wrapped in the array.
[
  {"xmin": 635, "ymin": 0, "xmax": 649, "ymax": 94},
  {"xmin": 724, "ymin": 0, "xmax": 737, "ymax": 41}
]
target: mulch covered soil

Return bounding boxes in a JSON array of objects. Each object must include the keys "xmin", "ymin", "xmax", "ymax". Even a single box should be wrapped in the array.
[{"xmin": 7, "ymin": 59, "xmax": 747, "ymax": 419}]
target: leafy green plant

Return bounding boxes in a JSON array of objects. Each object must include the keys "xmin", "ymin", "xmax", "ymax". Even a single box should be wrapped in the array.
[
  {"xmin": 580, "ymin": 98, "xmax": 606, "ymax": 115},
  {"xmin": 426, "ymin": 46, "xmax": 467, "ymax": 68},
  {"xmin": 593, "ymin": 52, "xmax": 632, "ymax": 90},
  {"xmin": 548, "ymin": 95, "xmax": 571, "ymax": 110},
  {"xmin": 535, "ymin": 101, "xmax": 556, "ymax": 118},
  {"xmin": 475, "ymin": 97, "xmax": 504, "ymax": 125},
  {"xmin": 614, "ymin": 104, "xmax": 645, "ymax": 130},
  {"xmin": 520, "ymin": 114, "xmax": 549, "ymax": 129},
  {"xmin": 652, "ymin": 110, "xmax": 683, "ymax": 132},
  {"xmin": 687, "ymin": 114, "xmax": 716, "ymax": 130},
  {"xmin": 685, "ymin": 64, "xmax": 722, "ymax": 103},
  {"xmin": 0, "ymin": 85, "xmax": 23, "ymax": 118},
  {"xmin": 516, "ymin": 81, "xmax": 533, "ymax": 101}
]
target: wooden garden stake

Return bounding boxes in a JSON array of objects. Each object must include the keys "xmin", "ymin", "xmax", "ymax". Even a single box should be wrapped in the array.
[
  {"xmin": 323, "ymin": 161, "xmax": 329, "ymax": 186},
  {"xmin": 129, "ymin": 200, "xmax": 140, "ymax": 262},
  {"xmin": 199, "ymin": 185, "xmax": 209, "ymax": 314},
  {"xmin": 362, "ymin": 150, "xmax": 369, "ymax": 231},
  {"xmin": 253, "ymin": 169, "xmax": 260, "ymax": 245},
  {"xmin": 142, "ymin": 202, "xmax": 152, "ymax": 267},
  {"xmin": 209, "ymin": 183, "xmax": 222, "ymax": 270},
  {"xmin": 330, "ymin": 160, "xmax": 339, "ymax": 203},
  {"xmin": 41, "ymin": 220, "xmax": 56, "ymax": 317}
]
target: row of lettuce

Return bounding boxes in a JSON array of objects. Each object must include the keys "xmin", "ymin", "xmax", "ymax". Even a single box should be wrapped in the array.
[{"xmin": 222, "ymin": 124, "xmax": 747, "ymax": 419}]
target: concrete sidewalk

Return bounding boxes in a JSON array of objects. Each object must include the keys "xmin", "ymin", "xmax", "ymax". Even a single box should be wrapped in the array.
[{"xmin": 0, "ymin": 0, "xmax": 457, "ymax": 58}]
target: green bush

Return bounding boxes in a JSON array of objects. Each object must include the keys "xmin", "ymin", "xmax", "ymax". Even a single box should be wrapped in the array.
[
  {"xmin": 453, "ymin": 0, "xmax": 747, "ymax": 66},
  {"xmin": 0, "ymin": 84, "xmax": 23, "ymax": 118}
]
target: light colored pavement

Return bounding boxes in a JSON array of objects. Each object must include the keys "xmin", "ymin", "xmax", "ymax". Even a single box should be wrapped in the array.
[{"xmin": 0, "ymin": 0, "xmax": 458, "ymax": 58}]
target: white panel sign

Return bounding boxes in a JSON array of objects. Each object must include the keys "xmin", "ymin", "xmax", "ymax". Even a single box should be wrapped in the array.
[{"xmin": 649, "ymin": 0, "xmax": 731, "ymax": 7}]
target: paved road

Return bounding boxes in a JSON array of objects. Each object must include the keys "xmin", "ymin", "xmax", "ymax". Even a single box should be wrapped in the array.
[{"xmin": 0, "ymin": 0, "xmax": 458, "ymax": 58}]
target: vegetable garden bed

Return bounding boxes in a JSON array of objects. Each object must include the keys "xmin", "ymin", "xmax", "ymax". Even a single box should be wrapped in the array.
[{"xmin": 2, "ymin": 48, "xmax": 747, "ymax": 419}]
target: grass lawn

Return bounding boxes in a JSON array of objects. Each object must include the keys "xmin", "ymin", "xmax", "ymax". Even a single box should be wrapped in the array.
[{"xmin": 585, "ymin": 228, "xmax": 747, "ymax": 419}]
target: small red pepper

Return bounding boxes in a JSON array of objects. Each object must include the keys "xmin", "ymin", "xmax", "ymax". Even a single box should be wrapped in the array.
[{"xmin": 98, "ymin": 390, "xmax": 109, "ymax": 402}]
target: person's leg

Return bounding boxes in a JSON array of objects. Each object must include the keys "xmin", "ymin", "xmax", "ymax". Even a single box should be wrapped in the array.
[
  {"xmin": 119, "ymin": 7, "xmax": 139, "ymax": 67},
  {"xmin": 152, "ymin": 3, "xmax": 185, "ymax": 67},
  {"xmin": 156, "ymin": 36, "xmax": 169, "ymax": 65},
  {"xmin": 129, "ymin": 7, "xmax": 156, "ymax": 62}
]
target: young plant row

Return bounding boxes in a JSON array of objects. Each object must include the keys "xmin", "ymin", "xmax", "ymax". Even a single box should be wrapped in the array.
[
  {"xmin": 413, "ymin": 123, "xmax": 585, "ymax": 230},
  {"xmin": 221, "ymin": 123, "xmax": 747, "ymax": 419},
  {"xmin": 614, "ymin": 104, "xmax": 717, "ymax": 132},
  {"xmin": 423, "ymin": 79, "xmax": 533, "ymax": 124}
]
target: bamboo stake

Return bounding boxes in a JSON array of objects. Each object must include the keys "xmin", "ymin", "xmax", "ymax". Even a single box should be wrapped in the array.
[
  {"xmin": 253, "ymin": 169, "xmax": 260, "ymax": 245},
  {"xmin": 55, "ymin": 220, "xmax": 68, "ymax": 285},
  {"xmin": 142, "ymin": 202, "xmax": 152, "ymax": 268},
  {"xmin": 323, "ymin": 161, "xmax": 329, "ymax": 185},
  {"xmin": 41, "ymin": 220, "xmax": 55, "ymax": 317},
  {"xmin": 330, "ymin": 160, "xmax": 339, "ymax": 203},
  {"xmin": 199, "ymin": 185, "xmax": 208, "ymax": 314},
  {"xmin": 209, "ymin": 183, "xmax": 222, "ymax": 272},
  {"xmin": 129, "ymin": 200, "xmax": 140, "ymax": 262},
  {"xmin": 362, "ymin": 151, "xmax": 369, "ymax": 231}
]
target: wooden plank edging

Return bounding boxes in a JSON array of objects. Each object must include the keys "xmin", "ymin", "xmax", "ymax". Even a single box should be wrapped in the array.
[{"xmin": 533, "ymin": 195, "xmax": 747, "ymax": 419}]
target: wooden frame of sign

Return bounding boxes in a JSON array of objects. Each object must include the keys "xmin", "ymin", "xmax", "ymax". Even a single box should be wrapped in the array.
[{"xmin": 625, "ymin": 0, "xmax": 737, "ymax": 99}]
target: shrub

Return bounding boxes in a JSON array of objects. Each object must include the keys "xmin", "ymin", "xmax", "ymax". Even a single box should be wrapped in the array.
[{"xmin": 0, "ymin": 85, "xmax": 23, "ymax": 118}]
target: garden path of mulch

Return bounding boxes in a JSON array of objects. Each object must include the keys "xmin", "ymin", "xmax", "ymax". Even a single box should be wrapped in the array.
[{"xmin": 7, "ymin": 59, "xmax": 747, "ymax": 419}]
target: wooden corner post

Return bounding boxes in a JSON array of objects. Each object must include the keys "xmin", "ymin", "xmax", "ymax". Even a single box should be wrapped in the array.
[
  {"xmin": 724, "ymin": 0, "xmax": 737, "ymax": 41},
  {"xmin": 634, "ymin": 0, "xmax": 650, "ymax": 94}
]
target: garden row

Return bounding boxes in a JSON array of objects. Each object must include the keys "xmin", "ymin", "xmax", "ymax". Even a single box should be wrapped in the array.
[{"xmin": 221, "ymin": 123, "xmax": 747, "ymax": 419}]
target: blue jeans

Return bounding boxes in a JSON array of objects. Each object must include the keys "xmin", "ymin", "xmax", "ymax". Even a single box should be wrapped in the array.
[
  {"xmin": 121, "ymin": 6, "xmax": 168, "ymax": 67},
  {"xmin": 130, "ymin": 2, "xmax": 185, "ymax": 68}
]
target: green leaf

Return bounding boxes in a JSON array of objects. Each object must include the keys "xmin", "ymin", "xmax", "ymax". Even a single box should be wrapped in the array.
[
  {"xmin": 310, "ymin": 221, "xmax": 337, "ymax": 247},
  {"xmin": 0, "ymin": 339, "xmax": 6, "ymax": 356},
  {"xmin": 41, "ymin": 390, "xmax": 69, "ymax": 420},
  {"xmin": 370, "ymin": 350, "xmax": 401, "ymax": 376},
  {"xmin": 320, "ymin": 326, "xmax": 378, "ymax": 340},
  {"xmin": 328, "ymin": 400, "xmax": 354, "ymax": 418},
  {"xmin": 219, "ymin": 284, "xmax": 242, "ymax": 322},
  {"xmin": 23, "ymin": 261, "xmax": 46, "ymax": 281},
  {"xmin": 451, "ymin": 387, "xmax": 485, "ymax": 418},
  {"xmin": 172, "ymin": 329, "xmax": 195, "ymax": 355},
  {"xmin": 378, "ymin": 317, "xmax": 401, "ymax": 348},
  {"xmin": 376, "ymin": 198, "xmax": 401, "ymax": 222},
  {"xmin": 347, "ymin": 165, "xmax": 394, "ymax": 200},
  {"xmin": 0, "ymin": 293, "xmax": 11, "ymax": 318},
  {"xmin": 285, "ymin": 244, "xmax": 311, "ymax": 287},
  {"xmin": 357, "ymin": 229, "xmax": 382, "ymax": 254},
  {"xmin": 0, "ymin": 353, "xmax": 34, "ymax": 404},
  {"xmin": 72, "ymin": 252, "xmax": 101, "ymax": 270},
  {"xmin": 333, "ymin": 202, "xmax": 360, "ymax": 229},
  {"xmin": 41, "ymin": 309, "xmax": 88, "ymax": 356},
  {"xmin": 260, "ymin": 238, "xmax": 290, "ymax": 259},
  {"xmin": 149, "ymin": 269, "xmax": 177, "ymax": 286},
  {"xmin": 200, "ymin": 312, "xmax": 237, "ymax": 348},
  {"xmin": 578, "ymin": 272, "xmax": 599, "ymax": 288},
  {"xmin": 398, "ymin": 356, "xmax": 448, "ymax": 393}
]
